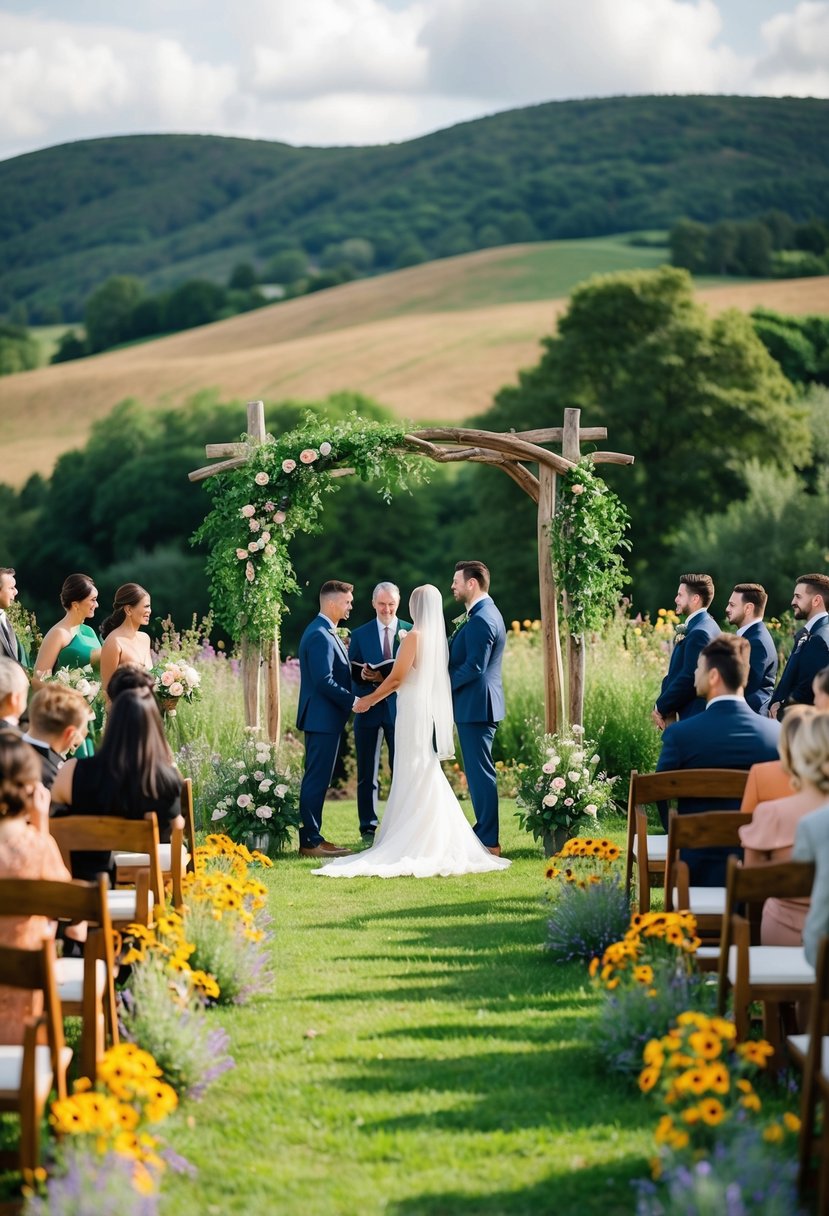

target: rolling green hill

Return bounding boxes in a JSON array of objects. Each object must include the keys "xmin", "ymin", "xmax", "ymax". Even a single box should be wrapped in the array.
[{"xmin": 1, "ymin": 94, "xmax": 828, "ymax": 322}]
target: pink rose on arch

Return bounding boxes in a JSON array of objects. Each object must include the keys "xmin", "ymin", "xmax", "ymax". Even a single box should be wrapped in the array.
[
  {"xmin": 248, "ymin": 541, "xmax": 258, "ymax": 552},
  {"xmin": 319, "ymin": 442, "xmax": 332, "ymax": 456},
  {"xmin": 241, "ymin": 505, "xmax": 256, "ymax": 518},
  {"xmin": 261, "ymin": 531, "xmax": 271, "ymax": 544},
  {"xmin": 274, "ymin": 511, "xmax": 287, "ymax": 525},
  {"xmin": 255, "ymin": 471, "xmax": 270, "ymax": 486},
  {"xmin": 249, "ymin": 518, "xmax": 261, "ymax": 532},
  {"xmin": 282, "ymin": 459, "xmax": 297, "ymax": 473},
  {"xmin": 236, "ymin": 548, "xmax": 248, "ymax": 560},
  {"xmin": 264, "ymin": 544, "xmax": 275, "ymax": 556},
  {"xmin": 551, "ymin": 776, "xmax": 567, "ymax": 790},
  {"xmin": 299, "ymin": 449, "xmax": 318, "ymax": 464},
  {"xmin": 246, "ymin": 562, "xmax": 255, "ymax": 583},
  {"xmin": 571, "ymin": 484, "xmax": 585, "ymax": 495}
]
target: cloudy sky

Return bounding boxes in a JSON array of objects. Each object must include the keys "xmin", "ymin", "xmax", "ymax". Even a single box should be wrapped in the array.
[{"xmin": 1, "ymin": 0, "xmax": 827, "ymax": 161}]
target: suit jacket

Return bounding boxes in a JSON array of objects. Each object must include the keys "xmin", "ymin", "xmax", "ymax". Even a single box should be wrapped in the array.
[
  {"xmin": 23, "ymin": 738, "xmax": 63, "ymax": 790},
  {"xmin": 770, "ymin": 616, "xmax": 829, "ymax": 711},
  {"xmin": 0, "ymin": 614, "xmax": 25, "ymax": 666},
  {"xmin": 349, "ymin": 618, "xmax": 412, "ymax": 729},
  {"xmin": 793, "ymin": 804, "xmax": 829, "ymax": 965},
  {"xmin": 657, "ymin": 698, "xmax": 782, "ymax": 815},
  {"xmin": 296, "ymin": 614, "xmax": 354, "ymax": 734},
  {"xmin": 742, "ymin": 621, "xmax": 778, "ymax": 716},
  {"xmin": 449, "ymin": 597, "xmax": 506, "ymax": 725},
  {"xmin": 655, "ymin": 611, "xmax": 721, "ymax": 720}
]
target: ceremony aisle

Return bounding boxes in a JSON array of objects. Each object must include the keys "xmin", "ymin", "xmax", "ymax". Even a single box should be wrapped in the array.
[{"xmin": 161, "ymin": 804, "xmax": 651, "ymax": 1215}]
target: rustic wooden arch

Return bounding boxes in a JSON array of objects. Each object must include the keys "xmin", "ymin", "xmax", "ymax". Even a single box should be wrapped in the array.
[{"xmin": 189, "ymin": 401, "xmax": 634, "ymax": 742}]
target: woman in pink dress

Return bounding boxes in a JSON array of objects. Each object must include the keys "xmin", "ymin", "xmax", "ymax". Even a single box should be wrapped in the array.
[
  {"xmin": 740, "ymin": 708, "xmax": 829, "ymax": 946},
  {"xmin": 0, "ymin": 730, "xmax": 72, "ymax": 1044}
]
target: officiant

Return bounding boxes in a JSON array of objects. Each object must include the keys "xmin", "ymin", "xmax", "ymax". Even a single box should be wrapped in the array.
[{"xmin": 349, "ymin": 582, "xmax": 411, "ymax": 841}]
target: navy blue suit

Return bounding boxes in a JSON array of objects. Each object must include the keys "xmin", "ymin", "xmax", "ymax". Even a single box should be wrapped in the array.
[
  {"xmin": 769, "ymin": 616, "xmax": 829, "ymax": 714},
  {"xmin": 657, "ymin": 698, "xmax": 781, "ymax": 885},
  {"xmin": 655, "ymin": 611, "xmax": 721, "ymax": 721},
  {"xmin": 349, "ymin": 617, "xmax": 411, "ymax": 835},
  {"xmin": 449, "ymin": 596, "xmax": 506, "ymax": 848},
  {"xmin": 297, "ymin": 614, "xmax": 354, "ymax": 849},
  {"xmin": 741, "ymin": 621, "xmax": 778, "ymax": 716}
]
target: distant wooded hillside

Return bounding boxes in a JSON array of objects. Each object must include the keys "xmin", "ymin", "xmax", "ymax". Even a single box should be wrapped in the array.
[{"xmin": 1, "ymin": 94, "xmax": 827, "ymax": 322}]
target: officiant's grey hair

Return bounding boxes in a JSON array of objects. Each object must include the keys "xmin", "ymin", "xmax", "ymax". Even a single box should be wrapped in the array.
[{"xmin": 372, "ymin": 582, "xmax": 400, "ymax": 601}]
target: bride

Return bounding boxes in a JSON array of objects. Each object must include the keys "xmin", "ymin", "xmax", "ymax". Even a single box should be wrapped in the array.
[{"xmin": 313, "ymin": 584, "xmax": 510, "ymax": 879}]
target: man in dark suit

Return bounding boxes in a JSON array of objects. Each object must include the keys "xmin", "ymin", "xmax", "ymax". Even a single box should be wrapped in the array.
[
  {"xmin": 449, "ymin": 560, "xmax": 506, "ymax": 855},
  {"xmin": 724, "ymin": 582, "xmax": 778, "ymax": 715},
  {"xmin": 770, "ymin": 573, "xmax": 829, "ymax": 720},
  {"xmin": 296, "ymin": 580, "xmax": 357, "ymax": 858},
  {"xmin": 0, "ymin": 656, "xmax": 28, "ymax": 730},
  {"xmin": 0, "ymin": 568, "xmax": 26, "ymax": 666},
  {"xmin": 349, "ymin": 582, "xmax": 412, "ymax": 841},
  {"xmin": 657, "ymin": 634, "xmax": 781, "ymax": 884},
  {"xmin": 653, "ymin": 573, "xmax": 720, "ymax": 730},
  {"xmin": 22, "ymin": 685, "xmax": 91, "ymax": 790}
]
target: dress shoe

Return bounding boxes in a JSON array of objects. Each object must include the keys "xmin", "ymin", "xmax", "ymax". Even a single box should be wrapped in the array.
[
  {"xmin": 298, "ymin": 841, "xmax": 353, "ymax": 858},
  {"xmin": 487, "ymin": 845, "xmax": 502, "ymax": 857},
  {"xmin": 360, "ymin": 831, "xmax": 376, "ymax": 844}
]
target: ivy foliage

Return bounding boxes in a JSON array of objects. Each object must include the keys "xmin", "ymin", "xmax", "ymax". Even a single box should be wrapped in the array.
[
  {"xmin": 193, "ymin": 413, "xmax": 425, "ymax": 643},
  {"xmin": 551, "ymin": 459, "xmax": 631, "ymax": 635}
]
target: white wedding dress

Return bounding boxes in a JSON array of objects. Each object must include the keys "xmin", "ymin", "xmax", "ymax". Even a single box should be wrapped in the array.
[{"xmin": 313, "ymin": 586, "xmax": 510, "ymax": 880}]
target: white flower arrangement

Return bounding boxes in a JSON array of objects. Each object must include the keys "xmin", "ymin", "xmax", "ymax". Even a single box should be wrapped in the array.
[
  {"xmin": 516, "ymin": 728, "xmax": 617, "ymax": 843},
  {"xmin": 206, "ymin": 735, "xmax": 299, "ymax": 852},
  {"xmin": 41, "ymin": 663, "xmax": 101, "ymax": 704}
]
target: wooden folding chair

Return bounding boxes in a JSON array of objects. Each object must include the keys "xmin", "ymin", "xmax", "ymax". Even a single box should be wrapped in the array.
[
  {"xmin": 114, "ymin": 816, "xmax": 187, "ymax": 910},
  {"xmin": 717, "ymin": 856, "xmax": 815, "ymax": 1060},
  {"xmin": 0, "ymin": 876, "xmax": 117, "ymax": 1081},
  {"xmin": 786, "ymin": 937, "xmax": 829, "ymax": 1206},
  {"xmin": 0, "ymin": 939, "xmax": 71, "ymax": 1182},
  {"xmin": 50, "ymin": 814, "xmax": 164, "ymax": 927},
  {"xmin": 625, "ymin": 768, "xmax": 749, "ymax": 913}
]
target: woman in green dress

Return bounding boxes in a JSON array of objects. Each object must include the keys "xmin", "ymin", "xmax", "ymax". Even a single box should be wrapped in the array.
[{"xmin": 33, "ymin": 573, "xmax": 102, "ymax": 758}]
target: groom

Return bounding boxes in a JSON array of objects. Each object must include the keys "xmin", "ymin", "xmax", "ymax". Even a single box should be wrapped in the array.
[
  {"xmin": 296, "ymin": 580, "xmax": 357, "ymax": 858},
  {"xmin": 449, "ymin": 560, "xmax": 506, "ymax": 855}
]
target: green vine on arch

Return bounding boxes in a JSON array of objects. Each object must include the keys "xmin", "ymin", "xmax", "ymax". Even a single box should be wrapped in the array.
[
  {"xmin": 551, "ymin": 458, "xmax": 631, "ymax": 635},
  {"xmin": 192, "ymin": 413, "xmax": 425, "ymax": 644}
]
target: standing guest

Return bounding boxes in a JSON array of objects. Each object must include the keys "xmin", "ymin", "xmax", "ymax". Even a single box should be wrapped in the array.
[
  {"xmin": 656, "ymin": 634, "xmax": 781, "ymax": 884},
  {"xmin": 812, "ymin": 666, "xmax": 829, "ymax": 711},
  {"xmin": 0, "ymin": 657, "xmax": 28, "ymax": 730},
  {"xmin": 0, "ymin": 730, "xmax": 72, "ymax": 1044},
  {"xmin": 50, "ymin": 688, "xmax": 182, "ymax": 880},
  {"xmin": 296, "ymin": 581, "xmax": 357, "ymax": 858},
  {"xmin": 739, "ymin": 709, "xmax": 825, "ymax": 945},
  {"xmin": 724, "ymin": 583, "xmax": 778, "ymax": 715},
  {"xmin": 349, "ymin": 582, "xmax": 411, "ymax": 841},
  {"xmin": 653, "ymin": 574, "xmax": 720, "ymax": 729},
  {"xmin": 22, "ymin": 685, "xmax": 91, "ymax": 789},
  {"xmin": 770, "ymin": 574, "xmax": 829, "ymax": 719},
  {"xmin": 32, "ymin": 574, "xmax": 102, "ymax": 757},
  {"xmin": 0, "ymin": 568, "xmax": 26, "ymax": 666},
  {"xmin": 99, "ymin": 584, "xmax": 153, "ymax": 699}
]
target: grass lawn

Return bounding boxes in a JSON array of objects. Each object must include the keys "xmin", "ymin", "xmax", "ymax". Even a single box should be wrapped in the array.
[{"xmin": 162, "ymin": 803, "xmax": 652, "ymax": 1215}]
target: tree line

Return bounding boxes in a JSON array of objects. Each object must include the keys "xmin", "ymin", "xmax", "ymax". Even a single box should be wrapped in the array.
[
  {"xmin": 1, "ymin": 268, "xmax": 827, "ymax": 646},
  {"xmin": 670, "ymin": 212, "xmax": 829, "ymax": 278}
]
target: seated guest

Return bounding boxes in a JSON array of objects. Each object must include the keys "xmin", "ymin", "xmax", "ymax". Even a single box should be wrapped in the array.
[
  {"xmin": 0, "ymin": 657, "xmax": 28, "ymax": 730},
  {"xmin": 739, "ymin": 707, "xmax": 813, "ymax": 813},
  {"xmin": 107, "ymin": 663, "xmax": 156, "ymax": 701},
  {"xmin": 22, "ymin": 685, "xmax": 92, "ymax": 789},
  {"xmin": 813, "ymin": 665, "xmax": 829, "ymax": 711},
  {"xmin": 0, "ymin": 730, "xmax": 72, "ymax": 1044},
  {"xmin": 793, "ymin": 807, "xmax": 829, "ymax": 968},
  {"xmin": 656, "ymin": 633, "xmax": 781, "ymax": 885},
  {"xmin": 50, "ymin": 688, "xmax": 182, "ymax": 880},
  {"xmin": 739, "ymin": 709, "xmax": 826, "ymax": 945}
]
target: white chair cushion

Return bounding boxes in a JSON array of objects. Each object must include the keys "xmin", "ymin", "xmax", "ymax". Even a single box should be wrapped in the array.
[
  {"xmin": 696, "ymin": 945, "xmax": 720, "ymax": 960},
  {"xmin": 672, "ymin": 887, "xmax": 726, "ymax": 916},
  {"xmin": 633, "ymin": 835, "xmax": 668, "ymax": 861},
  {"xmin": 114, "ymin": 845, "xmax": 189, "ymax": 870},
  {"xmin": 786, "ymin": 1034, "xmax": 829, "ymax": 1071},
  {"xmin": 0, "ymin": 1044, "xmax": 72, "ymax": 1102},
  {"xmin": 107, "ymin": 889, "xmax": 154, "ymax": 920},
  {"xmin": 727, "ymin": 945, "xmax": 815, "ymax": 986},
  {"xmin": 55, "ymin": 956, "xmax": 107, "ymax": 1004}
]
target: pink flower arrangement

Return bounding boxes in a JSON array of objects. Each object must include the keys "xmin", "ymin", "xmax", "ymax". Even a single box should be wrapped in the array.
[
  {"xmin": 255, "ymin": 471, "xmax": 270, "ymax": 486},
  {"xmin": 299, "ymin": 449, "xmax": 318, "ymax": 464},
  {"xmin": 282, "ymin": 459, "xmax": 296, "ymax": 473}
]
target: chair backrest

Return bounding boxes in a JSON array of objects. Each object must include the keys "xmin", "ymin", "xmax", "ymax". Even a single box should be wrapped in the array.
[
  {"xmin": 50, "ymin": 814, "xmax": 164, "ymax": 903},
  {"xmin": 727, "ymin": 855, "xmax": 816, "ymax": 906},
  {"xmin": 632, "ymin": 768, "xmax": 750, "ymax": 805},
  {"xmin": 0, "ymin": 875, "xmax": 110, "ymax": 928},
  {"xmin": 0, "ymin": 939, "xmax": 66, "ymax": 1078},
  {"xmin": 665, "ymin": 810, "xmax": 753, "ymax": 906},
  {"xmin": 181, "ymin": 778, "xmax": 197, "ymax": 874}
]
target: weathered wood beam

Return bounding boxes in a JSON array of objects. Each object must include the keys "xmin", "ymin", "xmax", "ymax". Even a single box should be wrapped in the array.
[
  {"xmin": 204, "ymin": 442, "xmax": 249, "ymax": 458},
  {"xmin": 511, "ymin": 426, "xmax": 607, "ymax": 443},
  {"xmin": 408, "ymin": 427, "xmax": 575, "ymax": 473},
  {"xmin": 588, "ymin": 451, "xmax": 636, "ymax": 466},
  {"xmin": 188, "ymin": 456, "xmax": 249, "ymax": 482}
]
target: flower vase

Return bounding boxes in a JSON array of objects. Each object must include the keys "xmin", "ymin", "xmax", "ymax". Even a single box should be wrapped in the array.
[
  {"xmin": 243, "ymin": 830, "xmax": 271, "ymax": 856},
  {"xmin": 542, "ymin": 827, "xmax": 569, "ymax": 858},
  {"xmin": 158, "ymin": 696, "xmax": 177, "ymax": 715}
]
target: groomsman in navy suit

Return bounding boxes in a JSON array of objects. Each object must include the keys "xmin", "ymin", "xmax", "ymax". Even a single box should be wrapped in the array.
[
  {"xmin": 656, "ymin": 634, "xmax": 781, "ymax": 883},
  {"xmin": 0, "ymin": 568, "xmax": 26, "ymax": 666},
  {"xmin": 723, "ymin": 582, "xmax": 778, "ymax": 715},
  {"xmin": 653, "ymin": 573, "xmax": 720, "ymax": 729},
  {"xmin": 449, "ymin": 560, "xmax": 506, "ymax": 855},
  {"xmin": 770, "ymin": 574, "xmax": 829, "ymax": 719},
  {"xmin": 296, "ymin": 580, "xmax": 357, "ymax": 858},
  {"xmin": 349, "ymin": 582, "xmax": 411, "ymax": 840}
]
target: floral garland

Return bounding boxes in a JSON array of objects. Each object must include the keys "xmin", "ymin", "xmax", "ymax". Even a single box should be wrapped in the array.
[
  {"xmin": 550, "ymin": 458, "xmax": 630, "ymax": 635},
  {"xmin": 193, "ymin": 413, "xmax": 424, "ymax": 644}
]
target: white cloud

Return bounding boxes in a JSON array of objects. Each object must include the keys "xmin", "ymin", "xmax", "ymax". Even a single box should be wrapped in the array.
[{"xmin": 754, "ymin": 1, "xmax": 829, "ymax": 96}]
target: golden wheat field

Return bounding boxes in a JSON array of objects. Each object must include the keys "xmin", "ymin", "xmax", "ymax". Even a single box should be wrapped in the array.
[{"xmin": 1, "ymin": 242, "xmax": 828, "ymax": 489}]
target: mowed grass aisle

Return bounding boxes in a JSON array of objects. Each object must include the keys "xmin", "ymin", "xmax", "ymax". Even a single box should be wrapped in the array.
[{"xmin": 162, "ymin": 804, "xmax": 652, "ymax": 1215}]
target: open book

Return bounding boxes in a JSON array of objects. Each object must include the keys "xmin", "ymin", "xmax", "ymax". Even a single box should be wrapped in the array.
[{"xmin": 351, "ymin": 658, "xmax": 395, "ymax": 682}]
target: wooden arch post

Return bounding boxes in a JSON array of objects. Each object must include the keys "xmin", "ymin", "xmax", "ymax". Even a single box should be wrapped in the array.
[{"xmin": 190, "ymin": 406, "xmax": 634, "ymax": 740}]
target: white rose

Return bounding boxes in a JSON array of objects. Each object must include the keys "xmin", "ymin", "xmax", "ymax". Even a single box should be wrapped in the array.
[
  {"xmin": 319, "ymin": 442, "xmax": 332, "ymax": 456},
  {"xmin": 542, "ymin": 793, "xmax": 558, "ymax": 807},
  {"xmin": 236, "ymin": 761, "xmax": 246, "ymax": 768},
  {"xmin": 238, "ymin": 775, "xmax": 247, "ymax": 784},
  {"xmin": 591, "ymin": 754, "xmax": 601, "ymax": 765},
  {"xmin": 255, "ymin": 806, "xmax": 273, "ymax": 820},
  {"xmin": 542, "ymin": 761, "xmax": 556, "ymax": 774},
  {"xmin": 571, "ymin": 724, "xmax": 585, "ymax": 735},
  {"xmin": 274, "ymin": 784, "xmax": 288, "ymax": 798},
  {"xmin": 259, "ymin": 779, "xmax": 273, "ymax": 792},
  {"xmin": 253, "ymin": 770, "xmax": 265, "ymax": 781},
  {"xmin": 584, "ymin": 804, "xmax": 598, "ymax": 817},
  {"xmin": 567, "ymin": 771, "xmax": 581, "ymax": 783},
  {"xmin": 75, "ymin": 679, "xmax": 91, "ymax": 697},
  {"xmin": 211, "ymin": 807, "xmax": 228, "ymax": 820},
  {"xmin": 237, "ymin": 794, "xmax": 253, "ymax": 808},
  {"xmin": 571, "ymin": 751, "xmax": 584, "ymax": 764}
]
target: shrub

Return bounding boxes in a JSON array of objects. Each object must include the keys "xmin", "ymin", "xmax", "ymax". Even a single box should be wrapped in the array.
[
  {"xmin": 545, "ymin": 876, "xmax": 631, "ymax": 962},
  {"xmin": 590, "ymin": 969, "xmax": 715, "ymax": 1078},
  {"xmin": 25, "ymin": 1147, "xmax": 159, "ymax": 1215}
]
